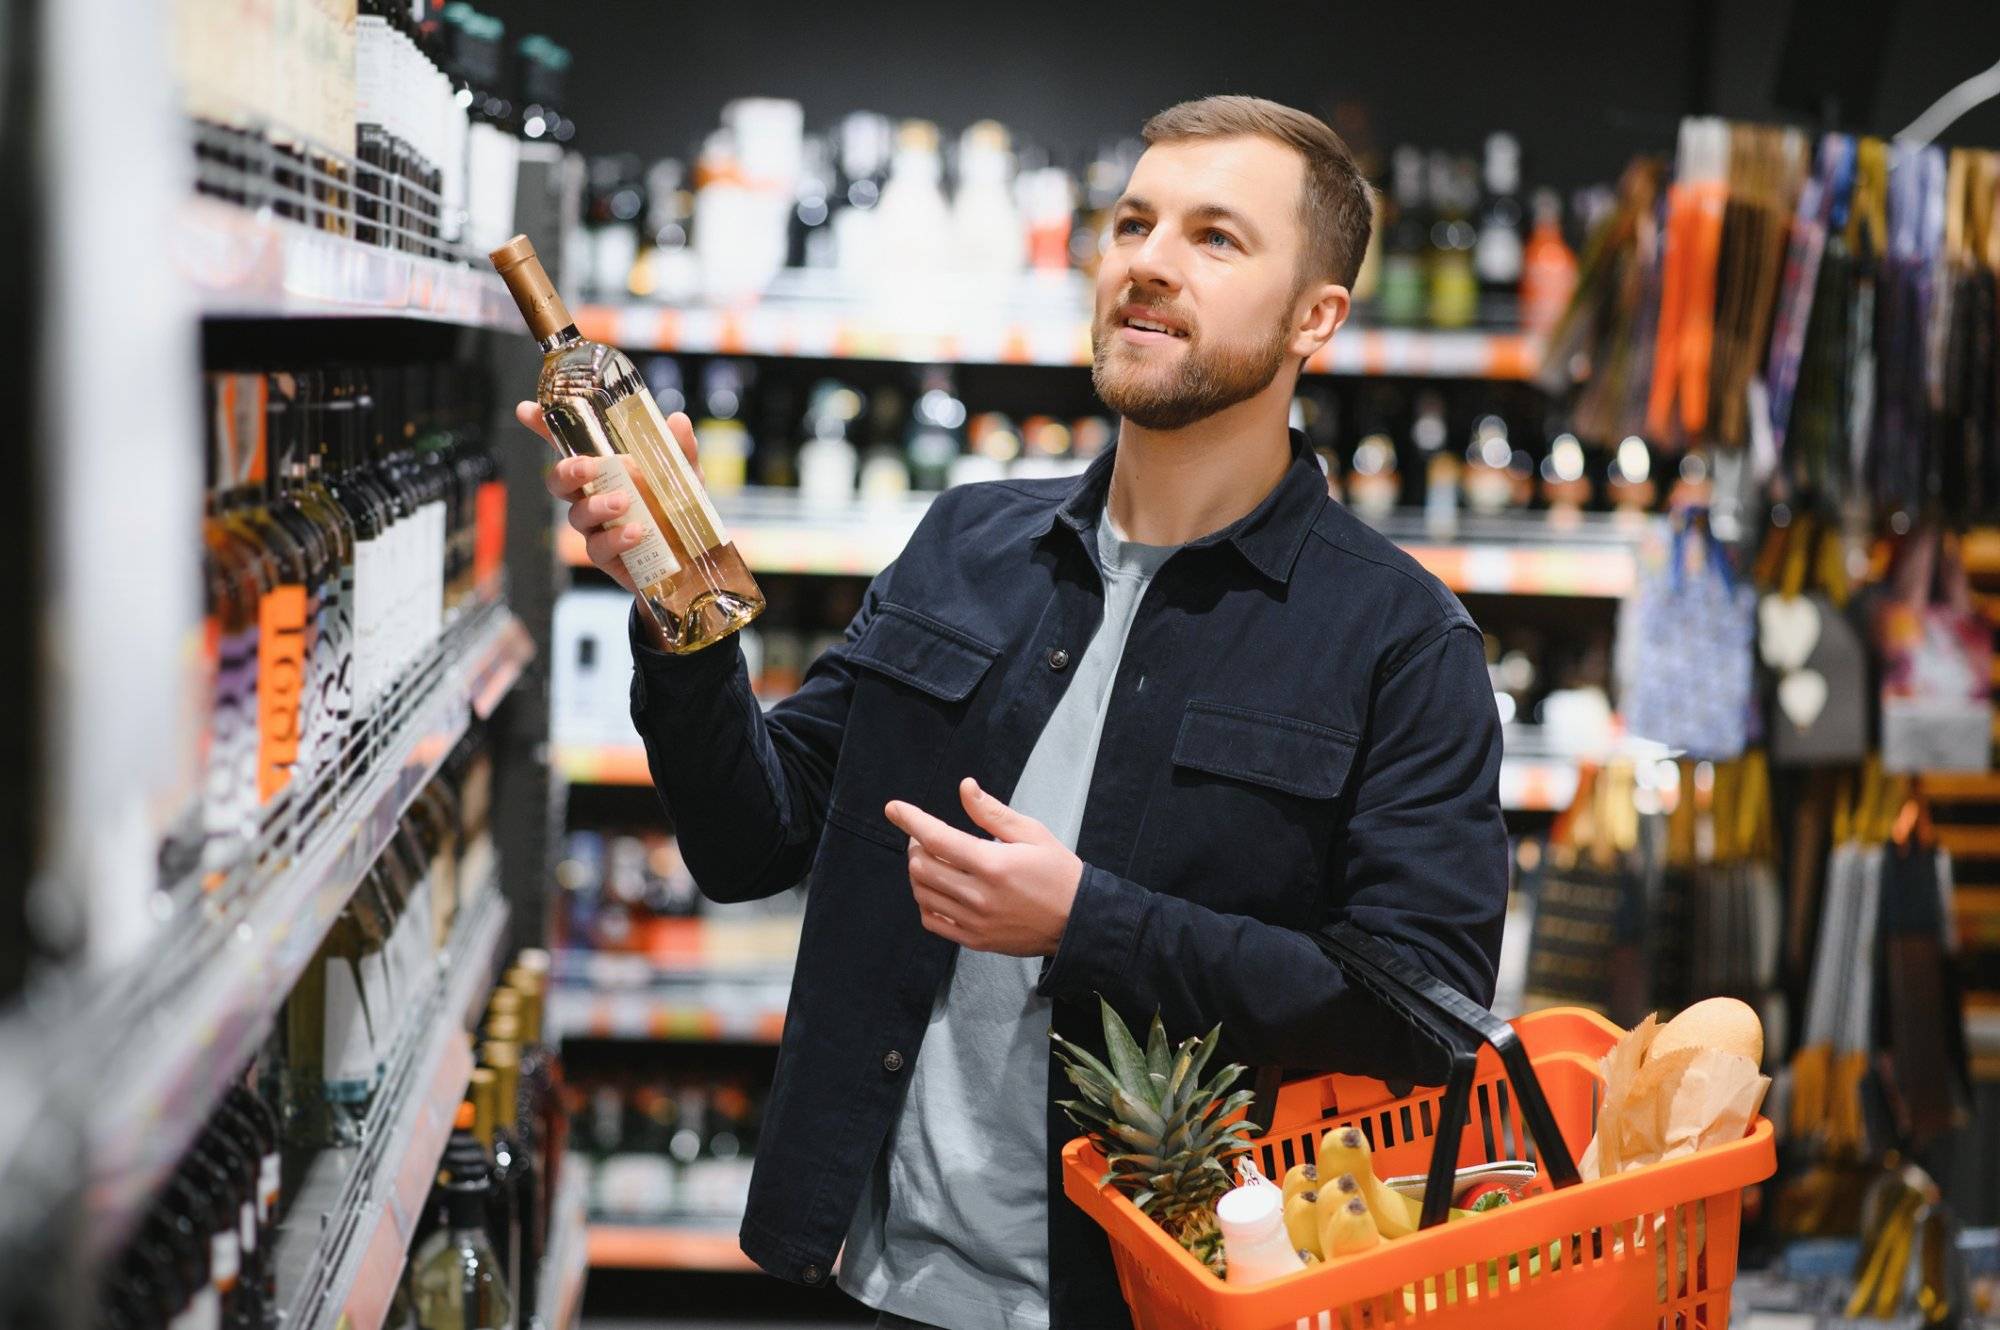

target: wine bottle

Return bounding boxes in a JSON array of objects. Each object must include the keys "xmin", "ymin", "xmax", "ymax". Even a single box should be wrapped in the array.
[
  {"xmin": 1378, "ymin": 146, "xmax": 1430, "ymax": 327},
  {"xmin": 480, "ymin": 1035, "xmax": 540, "ymax": 1317},
  {"xmin": 468, "ymin": 1068, "xmax": 519, "ymax": 1305},
  {"xmin": 491, "ymin": 235, "xmax": 764, "ymax": 652},
  {"xmin": 410, "ymin": 1107, "xmax": 514, "ymax": 1330}
]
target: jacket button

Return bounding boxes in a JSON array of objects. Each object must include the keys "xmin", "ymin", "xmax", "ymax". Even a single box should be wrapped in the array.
[
  {"xmin": 801, "ymin": 1264, "xmax": 824, "ymax": 1284},
  {"xmin": 883, "ymin": 1049, "xmax": 906, "ymax": 1073},
  {"xmin": 1047, "ymin": 647, "xmax": 1070, "ymax": 671}
]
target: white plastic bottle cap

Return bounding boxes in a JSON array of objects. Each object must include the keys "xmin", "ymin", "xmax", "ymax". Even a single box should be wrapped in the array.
[{"xmin": 1215, "ymin": 1184, "xmax": 1283, "ymax": 1239}]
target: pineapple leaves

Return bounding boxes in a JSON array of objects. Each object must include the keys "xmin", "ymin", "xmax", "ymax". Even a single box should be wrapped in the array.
[
  {"xmin": 1049, "ymin": 1032, "xmax": 1121, "ymax": 1099},
  {"xmin": 1098, "ymin": 997, "xmax": 1151, "ymax": 1105},
  {"xmin": 1145, "ymin": 1012, "xmax": 1172, "ymax": 1089}
]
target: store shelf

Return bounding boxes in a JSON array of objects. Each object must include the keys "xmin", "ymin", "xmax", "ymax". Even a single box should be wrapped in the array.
[
  {"xmin": 548, "ymin": 976, "xmax": 789, "ymax": 1045},
  {"xmin": 174, "ymin": 195, "xmax": 517, "ymax": 327},
  {"xmin": 573, "ymin": 288, "xmax": 1541, "ymax": 379},
  {"xmin": 586, "ymin": 1221, "xmax": 758, "ymax": 1272},
  {"xmin": 275, "ymin": 884, "xmax": 511, "ymax": 1330},
  {"xmin": 535, "ymin": 1167, "xmax": 591, "ymax": 1330},
  {"xmin": 560, "ymin": 490, "xmax": 1640, "ymax": 595},
  {"xmin": 78, "ymin": 607, "xmax": 532, "ymax": 1257},
  {"xmin": 552, "ymin": 919, "xmax": 801, "ymax": 978},
  {"xmin": 554, "ymin": 740, "xmax": 655, "ymax": 786}
]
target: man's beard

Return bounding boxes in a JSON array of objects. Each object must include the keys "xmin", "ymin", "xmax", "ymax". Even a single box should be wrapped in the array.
[{"xmin": 1090, "ymin": 303, "xmax": 1293, "ymax": 431}]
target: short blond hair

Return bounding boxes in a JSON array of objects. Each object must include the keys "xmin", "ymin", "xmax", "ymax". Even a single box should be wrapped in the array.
[{"xmin": 1142, "ymin": 95, "xmax": 1373, "ymax": 290}]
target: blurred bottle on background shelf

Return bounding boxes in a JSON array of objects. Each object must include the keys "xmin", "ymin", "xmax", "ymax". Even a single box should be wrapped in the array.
[
  {"xmin": 1378, "ymin": 146, "xmax": 1430, "ymax": 327},
  {"xmin": 1521, "ymin": 189, "xmax": 1578, "ymax": 339},
  {"xmin": 1475, "ymin": 132, "xmax": 1525, "ymax": 324},
  {"xmin": 695, "ymin": 360, "xmax": 754, "ymax": 498},
  {"xmin": 955, "ymin": 121, "xmax": 1028, "ymax": 274},
  {"xmin": 1426, "ymin": 152, "xmax": 1478, "ymax": 330},
  {"xmin": 798, "ymin": 381, "xmax": 863, "ymax": 509},
  {"xmin": 906, "ymin": 367, "xmax": 968, "ymax": 492}
]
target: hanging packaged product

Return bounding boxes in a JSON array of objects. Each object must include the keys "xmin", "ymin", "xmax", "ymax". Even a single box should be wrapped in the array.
[
  {"xmin": 1874, "ymin": 528, "xmax": 1993, "ymax": 773},
  {"xmin": 1622, "ymin": 507, "xmax": 1757, "ymax": 761},
  {"xmin": 1759, "ymin": 516, "xmax": 1869, "ymax": 765}
]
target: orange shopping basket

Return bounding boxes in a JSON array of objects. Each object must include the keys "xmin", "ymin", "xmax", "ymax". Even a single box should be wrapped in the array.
[{"xmin": 1062, "ymin": 923, "xmax": 1778, "ymax": 1329}]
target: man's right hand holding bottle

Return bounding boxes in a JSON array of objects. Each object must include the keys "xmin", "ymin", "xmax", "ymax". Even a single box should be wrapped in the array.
[{"xmin": 518, "ymin": 400, "xmax": 702, "ymax": 595}]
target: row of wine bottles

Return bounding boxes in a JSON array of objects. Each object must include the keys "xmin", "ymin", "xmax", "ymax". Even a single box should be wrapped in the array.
[
  {"xmin": 281, "ymin": 731, "xmax": 495, "ymax": 1147},
  {"xmin": 172, "ymin": 361, "xmax": 505, "ymax": 886},
  {"xmin": 171, "ymin": 0, "xmax": 563, "ymax": 257},
  {"xmin": 384, "ymin": 953, "xmax": 565, "ymax": 1330},
  {"xmin": 571, "ymin": 1075, "xmax": 763, "ymax": 1224},
  {"xmin": 96, "ymin": 1085, "xmax": 283, "ymax": 1330},
  {"xmin": 95, "ymin": 901, "xmax": 565, "ymax": 1328}
]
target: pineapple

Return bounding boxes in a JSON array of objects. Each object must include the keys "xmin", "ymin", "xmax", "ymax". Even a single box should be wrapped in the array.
[{"xmin": 1052, "ymin": 998, "xmax": 1257, "ymax": 1278}]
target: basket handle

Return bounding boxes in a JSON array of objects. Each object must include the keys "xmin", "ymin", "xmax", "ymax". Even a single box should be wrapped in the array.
[{"xmin": 1309, "ymin": 922, "xmax": 1581, "ymax": 1229}]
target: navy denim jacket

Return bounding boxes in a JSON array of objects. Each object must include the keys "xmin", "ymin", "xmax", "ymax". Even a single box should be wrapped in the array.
[{"xmin": 627, "ymin": 432, "xmax": 1507, "ymax": 1327}]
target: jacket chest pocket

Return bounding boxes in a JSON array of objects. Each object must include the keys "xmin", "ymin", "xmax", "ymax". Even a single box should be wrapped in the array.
[
  {"xmin": 829, "ymin": 603, "xmax": 1001, "ymax": 848},
  {"xmin": 1146, "ymin": 700, "xmax": 1358, "ymax": 918}
]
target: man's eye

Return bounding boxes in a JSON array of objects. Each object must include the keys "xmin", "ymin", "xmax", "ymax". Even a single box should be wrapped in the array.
[
  {"xmin": 1115, "ymin": 218, "xmax": 1148, "ymax": 236},
  {"xmin": 1202, "ymin": 230, "xmax": 1235, "ymax": 249}
]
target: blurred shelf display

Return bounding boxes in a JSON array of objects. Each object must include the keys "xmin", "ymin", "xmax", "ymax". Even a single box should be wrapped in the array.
[
  {"xmin": 274, "ymin": 886, "xmax": 510, "ymax": 1330},
  {"xmin": 548, "ymin": 979, "xmax": 789, "ymax": 1045},
  {"xmin": 552, "ymin": 920, "xmax": 801, "ymax": 978},
  {"xmin": 573, "ymin": 295, "xmax": 1541, "ymax": 378},
  {"xmin": 81, "ymin": 608, "xmax": 530, "ymax": 1256},
  {"xmin": 177, "ymin": 196, "xmax": 518, "ymax": 326},
  {"xmin": 554, "ymin": 741, "xmax": 656, "ymax": 787},
  {"xmin": 536, "ymin": 1168, "xmax": 592, "ymax": 1330},
  {"xmin": 559, "ymin": 490, "xmax": 1640, "ymax": 595},
  {"xmin": 585, "ymin": 1222, "xmax": 758, "ymax": 1272}
]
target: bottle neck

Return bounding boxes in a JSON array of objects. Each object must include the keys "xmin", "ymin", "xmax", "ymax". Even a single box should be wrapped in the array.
[{"xmin": 537, "ymin": 324, "xmax": 581, "ymax": 354}]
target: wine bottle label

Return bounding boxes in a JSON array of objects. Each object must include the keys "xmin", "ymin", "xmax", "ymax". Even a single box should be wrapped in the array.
[
  {"xmin": 313, "ymin": 561, "xmax": 353, "ymax": 768},
  {"xmin": 353, "ymin": 14, "xmax": 388, "ymax": 132},
  {"xmin": 168, "ymin": 1286, "xmax": 220, "ymax": 1330},
  {"xmin": 325, "ymin": 957, "xmax": 378, "ymax": 1100},
  {"xmin": 617, "ymin": 390, "xmax": 732, "ymax": 551},
  {"xmin": 256, "ymin": 584, "xmax": 309, "ymax": 803},
  {"xmin": 352, "ymin": 534, "xmax": 378, "ymax": 710},
  {"xmin": 211, "ymin": 1231, "xmax": 240, "ymax": 1291},
  {"xmin": 204, "ymin": 626, "xmax": 259, "ymax": 859},
  {"xmin": 584, "ymin": 457, "xmax": 682, "ymax": 589},
  {"xmin": 401, "ymin": 876, "xmax": 437, "ymax": 980},
  {"xmin": 240, "ymin": 1200, "xmax": 256, "ymax": 1256},
  {"xmin": 259, "ymin": 1153, "xmax": 280, "ymax": 1220}
]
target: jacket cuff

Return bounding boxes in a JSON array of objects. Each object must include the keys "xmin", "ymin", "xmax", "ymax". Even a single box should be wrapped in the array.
[
  {"xmin": 628, "ymin": 603, "xmax": 745, "ymax": 712},
  {"xmin": 1036, "ymin": 863, "xmax": 1144, "ymax": 1001}
]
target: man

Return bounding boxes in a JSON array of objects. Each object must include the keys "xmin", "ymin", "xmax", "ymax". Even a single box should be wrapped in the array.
[{"xmin": 523, "ymin": 95, "xmax": 1506, "ymax": 1329}]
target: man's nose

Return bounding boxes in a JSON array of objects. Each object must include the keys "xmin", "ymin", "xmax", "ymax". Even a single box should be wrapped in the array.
[{"xmin": 1126, "ymin": 230, "xmax": 1183, "ymax": 291}]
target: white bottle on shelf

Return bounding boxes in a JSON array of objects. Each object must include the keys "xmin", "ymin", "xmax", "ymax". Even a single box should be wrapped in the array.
[{"xmin": 952, "ymin": 120, "xmax": 1025, "ymax": 274}]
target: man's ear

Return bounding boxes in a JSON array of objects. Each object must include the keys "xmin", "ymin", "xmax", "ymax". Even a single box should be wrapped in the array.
[{"xmin": 1289, "ymin": 282, "xmax": 1350, "ymax": 361}]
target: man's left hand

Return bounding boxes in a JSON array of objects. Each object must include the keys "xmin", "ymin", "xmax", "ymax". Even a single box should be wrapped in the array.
[{"xmin": 885, "ymin": 778, "xmax": 1082, "ymax": 957}]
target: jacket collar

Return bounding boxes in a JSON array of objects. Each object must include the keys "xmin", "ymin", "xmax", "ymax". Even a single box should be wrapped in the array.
[{"xmin": 1036, "ymin": 428, "xmax": 1326, "ymax": 585}]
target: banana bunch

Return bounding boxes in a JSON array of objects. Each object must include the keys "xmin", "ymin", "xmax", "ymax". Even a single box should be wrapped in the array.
[{"xmin": 1278, "ymin": 1126, "xmax": 1431, "ymax": 1263}]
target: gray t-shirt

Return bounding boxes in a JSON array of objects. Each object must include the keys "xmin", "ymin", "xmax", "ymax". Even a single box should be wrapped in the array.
[{"xmin": 839, "ymin": 514, "xmax": 1177, "ymax": 1330}]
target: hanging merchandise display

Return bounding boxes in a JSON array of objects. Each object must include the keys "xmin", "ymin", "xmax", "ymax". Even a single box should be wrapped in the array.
[
  {"xmin": 1873, "ymin": 528, "xmax": 1993, "ymax": 774},
  {"xmin": 1524, "ymin": 764, "xmax": 1649, "ymax": 1021},
  {"xmin": 1542, "ymin": 117, "xmax": 2000, "ymax": 531},
  {"xmin": 1621, "ymin": 509, "xmax": 1757, "ymax": 761},
  {"xmin": 1756, "ymin": 515, "xmax": 1870, "ymax": 766}
]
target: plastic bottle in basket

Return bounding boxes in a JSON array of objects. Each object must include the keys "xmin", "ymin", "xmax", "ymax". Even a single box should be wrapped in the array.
[{"xmin": 1215, "ymin": 1184, "xmax": 1305, "ymax": 1284}]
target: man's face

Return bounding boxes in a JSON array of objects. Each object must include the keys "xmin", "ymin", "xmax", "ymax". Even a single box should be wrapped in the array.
[{"xmin": 1091, "ymin": 135, "xmax": 1315, "ymax": 431}]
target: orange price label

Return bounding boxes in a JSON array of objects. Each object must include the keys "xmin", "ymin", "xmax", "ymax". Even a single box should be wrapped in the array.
[{"xmin": 256, "ymin": 583, "xmax": 309, "ymax": 802}]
